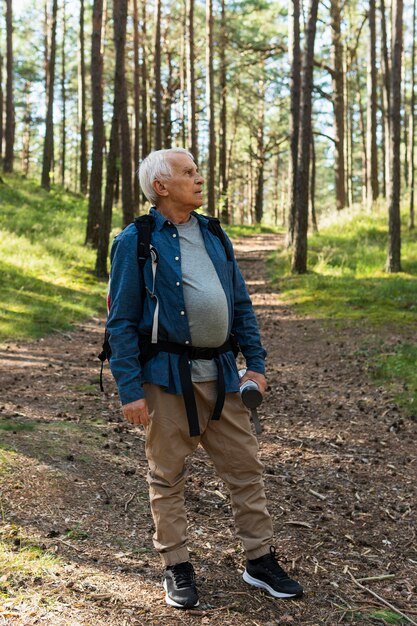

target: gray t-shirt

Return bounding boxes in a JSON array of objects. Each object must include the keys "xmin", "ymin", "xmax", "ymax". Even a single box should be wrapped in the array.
[{"xmin": 176, "ymin": 215, "xmax": 229, "ymax": 381}]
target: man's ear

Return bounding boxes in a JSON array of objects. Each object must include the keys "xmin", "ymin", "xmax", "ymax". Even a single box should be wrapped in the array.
[{"xmin": 152, "ymin": 179, "xmax": 169, "ymax": 197}]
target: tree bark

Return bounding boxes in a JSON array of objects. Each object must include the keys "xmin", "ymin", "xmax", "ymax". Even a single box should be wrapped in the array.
[
  {"xmin": 254, "ymin": 75, "xmax": 265, "ymax": 224},
  {"xmin": 206, "ymin": 0, "xmax": 216, "ymax": 216},
  {"xmin": 380, "ymin": 0, "xmax": 391, "ymax": 199},
  {"xmin": 21, "ymin": 81, "xmax": 31, "ymax": 176},
  {"xmin": 3, "ymin": 0, "xmax": 14, "ymax": 173},
  {"xmin": 78, "ymin": 0, "xmax": 88, "ymax": 194},
  {"xmin": 0, "ymin": 53, "xmax": 3, "ymax": 162},
  {"xmin": 288, "ymin": 0, "xmax": 301, "ymax": 243},
  {"xmin": 219, "ymin": 0, "xmax": 228, "ymax": 223},
  {"xmin": 386, "ymin": 0, "xmax": 403, "ymax": 272},
  {"xmin": 117, "ymin": 0, "xmax": 134, "ymax": 226},
  {"xmin": 330, "ymin": 0, "xmax": 345, "ymax": 210},
  {"xmin": 186, "ymin": 0, "xmax": 198, "ymax": 160},
  {"xmin": 366, "ymin": 0, "xmax": 379, "ymax": 205},
  {"xmin": 409, "ymin": 0, "xmax": 416, "ymax": 230},
  {"xmin": 141, "ymin": 0, "xmax": 149, "ymax": 163},
  {"xmin": 86, "ymin": 0, "xmax": 104, "ymax": 247},
  {"xmin": 291, "ymin": 0, "xmax": 319, "ymax": 274},
  {"xmin": 133, "ymin": 0, "xmax": 141, "ymax": 209},
  {"xmin": 60, "ymin": 0, "xmax": 66, "ymax": 187},
  {"xmin": 310, "ymin": 133, "xmax": 318, "ymax": 232},
  {"xmin": 41, "ymin": 0, "xmax": 58, "ymax": 190},
  {"xmin": 153, "ymin": 0, "xmax": 162, "ymax": 150}
]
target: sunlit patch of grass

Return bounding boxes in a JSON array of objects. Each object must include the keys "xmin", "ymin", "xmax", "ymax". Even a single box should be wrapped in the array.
[
  {"xmin": 225, "ymin": 223, "xmax": 283, "ymax": 237},
  {"xmin": 0, "ymin": 174, "xmax": 107, "ymax": 342},
  {"xmin": 269, "ymin": 202, "xmax": 417, "ymax": 416},
  {"xmin": 0, "ymin": 420, "xmax": 36, "ymax": 432},
  {"xmin": 370, "ymin": 343, "xmax": 417, "ymax": 417},
  {"xmin": 0, "ymin": 525, "xmax": 61, "ymax": 589}
]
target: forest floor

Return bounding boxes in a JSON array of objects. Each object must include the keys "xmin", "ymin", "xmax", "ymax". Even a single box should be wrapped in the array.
[{"xmin": 0, "ymin": 233, "xmax": 416, "ymax": 626}]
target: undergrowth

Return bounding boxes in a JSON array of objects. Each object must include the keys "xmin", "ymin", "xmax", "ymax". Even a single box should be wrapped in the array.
[
  {"xmin": 0, "ymin": 174, "xmax": 107, "ymax": 341},
  {"xmin": 270, "ymin": 201, "xmax": 417, "ymax": 416}
]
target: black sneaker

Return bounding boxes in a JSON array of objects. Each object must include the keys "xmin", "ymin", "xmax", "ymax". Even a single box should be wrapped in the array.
[
  {"xmin": 243, "ymin": 547, "xmax": 303, "ymax": 599},
  {"xmin": 163, "ymin": 561, "xmax": 199, "ymax": 609}
]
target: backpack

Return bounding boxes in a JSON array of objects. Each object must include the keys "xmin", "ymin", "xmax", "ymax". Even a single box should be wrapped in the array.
[{"xmin": 98, "ymin": 213, "xmax": 232, "ymax": 391}]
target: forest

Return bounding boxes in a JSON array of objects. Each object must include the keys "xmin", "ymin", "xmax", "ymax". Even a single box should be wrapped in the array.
[
  {"xmin": 0, "ymin": 0, "xmax": 415, "ymax": 273},
  {"xmin": 1, "ymin": 1, "xmax": 417, "ymax": 625}
]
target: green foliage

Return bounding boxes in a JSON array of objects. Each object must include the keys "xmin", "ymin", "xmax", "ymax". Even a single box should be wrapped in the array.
[
  {"xmin": 366, "ymin": 610, "xmax": 409, "ymax": 624},
  {"xmin": 0, "ymin": 174, "xmax": 106, "ymax": 341},
  {"xmin": 371, "ymin": 343, "xmax": 417, "ymax": 416},
  {"xmin": 270, "ymin": 203, "xmax": 417, "ymax": 417},
  {"xmin": 65, "ymin": 524, "xmax": 89, "ymax": 540},
  {"xmin": 0, "ymin": 420, "xmax": 36, "ymax": 432},
  {"xmin": 225, "ymin": 224, "xmax": 283, "ymax": 237},
  {"xmin": 270, "ymin": 205, "xmax": 417, "ymax": 325}
]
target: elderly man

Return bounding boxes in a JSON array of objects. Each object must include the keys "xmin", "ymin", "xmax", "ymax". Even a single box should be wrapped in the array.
[{"xmin": 107, "ymin": 148, "xmax": 303, "ymax": 609}]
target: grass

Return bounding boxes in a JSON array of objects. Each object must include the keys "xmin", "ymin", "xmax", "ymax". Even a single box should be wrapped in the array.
[
  {"xmin": 269, "ymin": 201, "xmax": 417, "ymax": 415},
  {"xmin": 0, "ymin": 174, "xmax": 107, "ymax": 341},
  {"xmin": 225, "ymin": 223, "xmax": 283, "ymax": 238},
  {"xmin": 269, "ymin": 203, "xmax": 417, "ymax": 325}
]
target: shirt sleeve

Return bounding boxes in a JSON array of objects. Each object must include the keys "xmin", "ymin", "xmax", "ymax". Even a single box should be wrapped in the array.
[
  {"xmin": 106, "ymin": 228, "xmax": 145, "ymax": 405},
  {"xmin": 223, "ymin": 232, "xmax": 267, "ymax": 374}
]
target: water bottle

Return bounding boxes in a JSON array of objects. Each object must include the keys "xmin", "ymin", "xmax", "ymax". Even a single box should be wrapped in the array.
[{"xmin": 238, "ymin": 368, "xmax": 263, "ymax": 409}]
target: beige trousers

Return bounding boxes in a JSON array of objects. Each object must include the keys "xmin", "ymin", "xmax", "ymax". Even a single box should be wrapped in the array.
[{"xmin": 144, "ymin": 381, "xmax": 274, "ymax": 566}]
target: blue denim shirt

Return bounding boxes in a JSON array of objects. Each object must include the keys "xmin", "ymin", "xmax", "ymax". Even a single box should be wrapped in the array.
[{"xmin": 107, "ymin": 208, "xmax": 266, "ymax": 405}]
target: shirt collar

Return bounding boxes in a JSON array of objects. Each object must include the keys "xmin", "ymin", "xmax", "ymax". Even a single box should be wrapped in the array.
[{"xmin": 150, "ymin": 207, "xmax": 209, "ymax": 231}]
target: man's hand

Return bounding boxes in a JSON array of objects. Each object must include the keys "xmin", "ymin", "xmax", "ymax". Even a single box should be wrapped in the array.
[
  {"xmin": 240, "ymin": 370, "xmax": 267, "ymax": 395},
  {"xmin": 122, "ymin": 398, "xmax": 150, "ymax": 426}
]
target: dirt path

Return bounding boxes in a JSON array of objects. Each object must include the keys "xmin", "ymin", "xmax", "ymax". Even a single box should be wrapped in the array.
[{"xmin": 0, "ymin": 234, "xmax": 416, "ymax": 626}]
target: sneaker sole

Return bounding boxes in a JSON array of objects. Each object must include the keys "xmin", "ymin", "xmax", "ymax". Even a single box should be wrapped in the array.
[
  {"xmin": 163, "ymin": 579, "xmax": 200, "ymax": 609},
  {"xmin": 242, "ymin": 570, "xmax": 303, "ymax": 599}
]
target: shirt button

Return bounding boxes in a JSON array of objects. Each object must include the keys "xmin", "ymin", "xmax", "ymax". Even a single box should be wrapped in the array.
[
  {"xmin": 172, "ymin": 233, "xmax": 177, "ymax": 238},
  {"xmin": 176, "ymin": 281, "xmax": 180, "ymax": 287},
  {"xmin": 180, "ymin": 310, "xmax": 185, "ymax": 316},
  {"xmin": 185, "ymin": 340, "xmax": 190, "ymax": 345},
  {"xmin": 167, "ymin": 221, "xmax": 171, "ymax": 225},
  {"xmin": 175, "ymin": 256, "xmax": 179, "ymax": 261}
]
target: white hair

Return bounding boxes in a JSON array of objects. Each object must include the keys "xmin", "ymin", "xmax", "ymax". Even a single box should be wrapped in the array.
[{"xmin": 138, "ymin": 148, "xmax": 195, "ymax": 205}]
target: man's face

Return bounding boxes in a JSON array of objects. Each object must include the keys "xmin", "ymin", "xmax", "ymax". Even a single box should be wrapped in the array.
[{"xmin": 160, "ymin": 153, "xmax": 204, "ymax": 210}]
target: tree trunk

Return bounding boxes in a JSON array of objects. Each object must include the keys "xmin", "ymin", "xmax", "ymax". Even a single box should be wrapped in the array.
[
  {"xmin": 141, "ymin": 0, "xmax": 149, "ymax": 164},
  {"xmin": 179, "ymin": 3, "xmax": 186, "ymax": 147},
  {"xmin": 96, "ymin": 106, "xmax": 119, "ymax": 277},
  {"xmin": 21, "ymin": 81, "xmax": 31, "ymax": 176},
  {"xmin": 0, "ymin": 53, "xmax": 3, "ymax": 162},
  {"xmin": 117, "ymin": 0, "xmax": 134, "ymax": 226},
  {"xmin": 330, "ymin": 0, "xmax": 345, "ymax": 210},
  {"xmin": 288, "ymin": 0, "xmax": 301, "ymax": 243},
  {"xmin": 41, "ymin": 0, "xmax": 58, "ymax": 190},
  {"xmin": 163, "ymin": 28, "xmax": 173, "ymax": 149},
  {"xmin": 60, "ymin": 0, "xmax": 66, "ymax": 187},
  {"xmin": 366, "ymin": 0, "xmax": 379, "ymax": 205},
  {"xmin": 254, "ymin": 75, "xmax": 265, "ymax": 224},
  {"xmin": 78, "ymin": 0, "xmax": 88, "ymax": 194},
  {"xmin": 356, "ymin": 64, "xmax": 368, "ymax": 205},
  {"xmin": 133, "ymin": 0, "xmax": 141, "ymax": 209},
  {"xmin": 3, "ymin": 0, "xmax": 14, "ymax": 173},
  {"xmin": 386, "ymin": 0, "xmax": 403, "ymax": 272},
  {"xmin": 380, "ymin": 0, "xmax": 391, "ymax": 199},
  {"xmin": 86, "ymin": 0, "xmax": 104, "ymax": 247},
  {"xmin": 219, "ymin": 0, "xmax": 228, "ymax": 223},
  {"xmin": 186, "ymin": 0, "xmax": 198, "ymax": 160},
  {"xmin": 409, "ymin": 0, "xmax": 416, "ymax": 230},
  {"xmin": 153, "ymin": 0, "xmax": 162, "ymax": 150},
  {"xmin": 206, "ymin": 0, "xmax": 216, "ymax": 216},
  {"xmin": 291, "ymin": 0, "xmax": 319, "ymax": 274},
  {"xmin": 310, "ymin": 132, "xmax": 318, "ymax": 232},
  {"xmin": 403, "ymin": 51, "xmax": 408, "ymax": 188}
]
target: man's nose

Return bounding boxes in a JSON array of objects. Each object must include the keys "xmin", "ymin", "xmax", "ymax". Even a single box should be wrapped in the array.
[{"xmin": 196, "ymin": 173, "xmax": 204, "ymax": 185}]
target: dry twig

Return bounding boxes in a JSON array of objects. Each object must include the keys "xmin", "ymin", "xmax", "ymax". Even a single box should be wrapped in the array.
[{"xmin": 347, "ymin": 568, "xmax": 417, "ymax": 626}]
